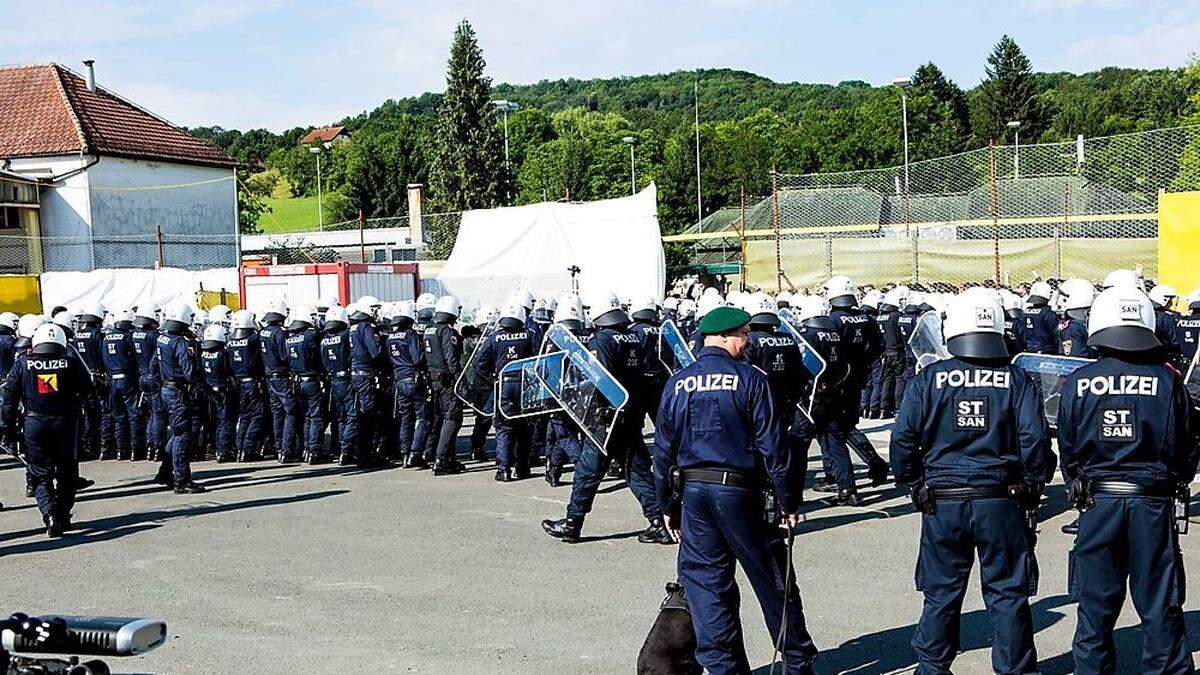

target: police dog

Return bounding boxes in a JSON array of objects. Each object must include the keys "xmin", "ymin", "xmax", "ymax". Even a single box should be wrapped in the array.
[{"xmin": 636, "ymin": 582, "xmax": 702, "ymax": 674}]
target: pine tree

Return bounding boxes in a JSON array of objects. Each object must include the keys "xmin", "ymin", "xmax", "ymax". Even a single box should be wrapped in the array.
[
  {"xmin": 973, "ymin": 36, "xmax": 1045, "ymax": 142},
  {"xmin": 912, "ymin": 62, "xmax": 971, "ymax": 138},
  {"xmin": 430, "ymin": 20, "xmax": 504, "ymax": 216}
]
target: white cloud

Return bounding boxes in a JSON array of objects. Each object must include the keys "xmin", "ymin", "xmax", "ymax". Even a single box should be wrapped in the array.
[
  {"xmin": 1024, "ymin": 0, "xmax": 1131, "ymax": 11},
  {"xmin": 1053, "ymin": 16, "xmax": 1200, "ymax": 71}
]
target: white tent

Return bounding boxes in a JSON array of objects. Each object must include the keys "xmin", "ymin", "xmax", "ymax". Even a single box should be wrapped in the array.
[{"xmin": 434, "ymin": 184, "xmax": 664, "ymax": 307}]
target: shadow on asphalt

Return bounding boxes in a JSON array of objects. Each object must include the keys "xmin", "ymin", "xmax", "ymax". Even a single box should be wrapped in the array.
[{"xmin": 0, "ymin": 489, "xmax": 349, "ymax": 557}]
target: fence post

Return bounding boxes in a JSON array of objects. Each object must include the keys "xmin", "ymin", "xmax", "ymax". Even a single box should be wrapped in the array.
[
  {"xmin": 771, "ymin": 166, "xmax": 781, "ymax": 293},
  {"xmin": 156, "ymin": 225, "xmax": 165, "ymax": 269},
  {"xmin": 989, "ymin": 140, "xmax": 1000, "ymax": 285},
  {"xmin": 825, "ymin": 235, "xmax": 833, "ymax": 278},
  {"xmin": 358, "ymin": 209, "xmax": 366, "ymax": 262},
  {"xmin": 1057, "ymin": 182, "xmax": 1068, "ymax": 279},
  {"xmin": 911, "ymin": 228, "xmax": 919, "ymax": 284},
  {"xmin": 739, "ymin": 182, "xmax": 748, "ymax": 291}
]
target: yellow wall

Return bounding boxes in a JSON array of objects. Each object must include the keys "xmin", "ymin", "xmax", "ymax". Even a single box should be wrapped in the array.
[
  {"xmin": 1158, "ymin": 191, "xmax": 1200, "ymax": 297},
  {"xmin": 0, "ymin": 274, "xmax": 42, "ymax": 314}
]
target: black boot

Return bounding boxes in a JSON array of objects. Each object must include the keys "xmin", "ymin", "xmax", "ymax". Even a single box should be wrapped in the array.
[
  {"xmin": 833, "ymin": 488, "xmax": 860, "ymax": 506},
  {"xmin": 494, "ymin": 467, "xmax": 512, "ymax": 482},
  {"xmin": 541, "ymin": 517, "xmax": 582, "ymax": 543},
  {"xmin": 409, "ymin": 453, "xmax": 428, "ymax": 469},
  {"xmin": 75, "ymin": 476, "xmax": 95, "ymax": 491},
  {"xmin": 545, "ymin": 465, "xmax": 562, "ymax": 487},
  {"xmin": 868, "ymin": 464, "xmax": 890, "ymax": 487},
  {"xmin": 812, "ymin": 480, "xmax": 839, "ymax": 494},
  {"xmin": 153, "ymin": 468, "xmax": 173, "ymax": 487},
  {"xmin": 606, "ymin": 461, "xmax": 624, "ymax": 479},
  {"xmin": 174, "ymin": 481, "xmax": 207, "ymax": 494},
  {"xmin": 433, "ymin": 461, "xmax": 464, "ymax": 476},
  {"xmin": 471, "ymin": 446, "xmax": 487, "ymax": 462},
  {"xmin": 1061, "ymin": 517, "xmax": 1079, "ymax": 535},
  {"xmin": 637, "ymin": 518, "xmax": 675, "ymax": 545},
  {"xmin": 45, "ymin": 515, "xmax": 63, "ymax": 538},
  {"xmin": 514, "ymin": 464, "xmax": 531, "ymax": 480}
]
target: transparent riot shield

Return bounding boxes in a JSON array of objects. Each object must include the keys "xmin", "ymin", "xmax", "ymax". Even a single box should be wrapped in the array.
[
  {"xmin": 775, "ymin": 314, "xmax": 827, "ymax": 422},
  {"xmin": 908, "ymin": 311, "xmax": 951, "ymax": 372},
  {"xmin": 497, "ymin": 352, "xmax": 564, "ymax": 420},
  {"xmin": 658, "ymin": 319, "xmax": 696, "ymax": 375},
  {"xmin": 1186, "ymin": 349, "xmax": 1200, "ymax": 411},
  {"xmin": 1012, "ymin": 353, "xmax": 1094, "ymax": 428},
  {"xmin": 534, "ymin": 324, "xmax": 629, "ymax": 452},
  {"xmin": 454, "ymin": 325, "xmax": 497, "ymax": 416}
]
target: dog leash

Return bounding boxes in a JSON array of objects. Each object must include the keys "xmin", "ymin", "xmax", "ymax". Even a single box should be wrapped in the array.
[{"xmin": 770, "ymin": 525, "xmax": 796, "ymax": 674}]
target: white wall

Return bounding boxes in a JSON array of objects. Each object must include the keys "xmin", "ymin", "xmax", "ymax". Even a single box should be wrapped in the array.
[{"xmin": 5, "ymin": 154, "xmax": 94, "ymax": 270}]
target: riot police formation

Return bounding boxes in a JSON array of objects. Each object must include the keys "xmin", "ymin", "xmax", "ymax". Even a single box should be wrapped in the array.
[{"xmin": 0, "ymin": 270, "xmax": 1198, "ymax": 674}]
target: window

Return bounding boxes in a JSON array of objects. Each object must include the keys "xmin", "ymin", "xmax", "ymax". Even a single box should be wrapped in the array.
[
  {"xmin": 0, "ymin": 207, "xmax": 22, "ymax": 230},
  {"xmin": 391, "ymin": 248, "xmax": 415, "ymax": 262},
  {"xmin": 372, "ymin": 249, "xmax": 386, "ymax": 263}
]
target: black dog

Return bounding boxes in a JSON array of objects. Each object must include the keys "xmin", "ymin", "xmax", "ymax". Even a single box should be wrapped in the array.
[{"xmin": 637, "ymin": 582, "xmax": 703, "ymax": 674}]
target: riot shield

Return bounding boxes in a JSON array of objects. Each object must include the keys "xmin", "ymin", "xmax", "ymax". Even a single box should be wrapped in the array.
[
  {"xmin": 1186, "ymin": 349, "xmax": 1200, "ymax": 411},
  {"xmin": 1012, "ymin": 353, "xmax": 1094, "ymax": 428},
  {"xmin": 774, "ymin": 315, "xmax": 827, "ymax": 422},
  {"xmin": 908, "ymin": 311, "xmax": 951, "ymax": 372},
  {"xmin": 497, "ymin": 352, "xmax": 564, "ymax": 420},
  {"xmin": 659, "ymin": 319, "xmax": 696, "ymax": 374},
  {"xmin": 534, "ymin": 324, "xmax": 629, "ymax": 452},
  {"xmin": 454, "ymin": 325, "xmax": 497, "ymax": 416}
]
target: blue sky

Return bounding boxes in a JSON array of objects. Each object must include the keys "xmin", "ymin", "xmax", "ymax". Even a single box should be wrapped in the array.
[{"xmin": 2, "ymin": 0, "xmax": 1197, "ymax": 132}]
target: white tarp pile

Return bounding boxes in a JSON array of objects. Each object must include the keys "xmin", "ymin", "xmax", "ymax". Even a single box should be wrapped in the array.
[
  {"xmin": 41, "ymin": 267, "xmax": 239, "ymax": 312},
  {"xmin": 434, "ymin": 184, "xmax": 665, "ymax": 307}
]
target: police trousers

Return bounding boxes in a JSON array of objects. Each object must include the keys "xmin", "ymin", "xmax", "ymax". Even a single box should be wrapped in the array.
[
  {"xmin": 679, "ymin": 482, "xmax": 817, "ymax": 674},
  {"xmin": 236, "ymin": 378, "xmax": 265, "ymax": 459},
  {"xmin": 394, "ymin": 376, "xmax": 427, "ymax": 459},
  {"xmin": 351, "ymin": 374, "xmax": 378, "ymax": 461},
  {"xmin": 139, "ymin": 378, "xmax": 166, "ymax": 454},
  {"xmin": 292, "ymin": 378, "xmax": 325, "ymax": 459},
  {"xmin": 546, "ymin": 412, "xmax": 581, "ymax": 469},
  {"xmin": 566, "ymin": 414, "xmax": 657, "ymax": 522},
  {"xmin": 493, "ymin": 411, "xmax": 530, "ymax": 471},
  {"xmin": 914, "ymin": 497, "xmax": 1038, "ymax": 675},
  {"xmin": 1070, "ymin": 496, "xmax": 1192, "ymax": 675},
  {"xmin": 108, "ymin": 376, "xmax": 142, "ymax": 454},
  {"xmin": 790, "ymin": 411, "xmax": 853, "ymax": 490},
  {"xmin": 328, "ymin": 377, "xmax": 355, "ymax": 460},
  {"xmin": 266, "ymin": 375, "xmax": 295, "ymax": 458},
  {"xmin": 207, "ymin": 385, "xmax": 236, "ymax": 460},
  {"xmin": 160, "ymin": 385, "xmax": 192, "ymax": 485},
  {"xmin": 25, "ymin": 414, "xmax": 80, "ymax": 522},
  {"xmin": 430, "ymin": 380, "xmax": 463, "ymax": 465}
]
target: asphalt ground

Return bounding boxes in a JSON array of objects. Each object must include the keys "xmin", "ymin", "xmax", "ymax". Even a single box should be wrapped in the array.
[{"xmin": 0, "ymin": 417, "xmax": 1198, "ymax": 674}]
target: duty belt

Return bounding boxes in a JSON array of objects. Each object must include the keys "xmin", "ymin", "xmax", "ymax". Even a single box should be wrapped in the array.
[
  {"xmin": 680, "ymin": 468, "xmax": 756, "ymax": 489},
  {"xmin": 266, "ymin": 371, "xmax": 290, "ymax": 379},
  {"xmin": 161, "ymin": 381, "xmax": 186, "ymax": 389},
  {"xmin": 297, "ymin": 374, "xmax": 322, "ymax": 381},
  {"xmin": 1090, "ymin": 480, "xmax": 1174, "ymax": 498},
  {"xmin": 329, "ymin": 370, "xmax": 350, "ymax": 378},
  {"xmin": 238, "ymin": 377, "xmax": 258, "ymax": 383},
  {"xmin": 109, "ymin": 372, "xmax": 133, "ymax": 380},
  {"xmin": 351, "ymin": 370, "xmax": 374, "ymax": 376},
  {"xmin": 927, "ymin": 485, "xmax": 1009, "ymax": 500}
]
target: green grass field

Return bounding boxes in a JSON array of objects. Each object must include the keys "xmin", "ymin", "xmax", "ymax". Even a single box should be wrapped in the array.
[{"xmin": 258, "ymin": 196, "xmax": 320, "ymax": 233}]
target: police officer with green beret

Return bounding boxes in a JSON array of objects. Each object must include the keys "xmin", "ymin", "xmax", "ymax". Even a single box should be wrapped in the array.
[{"xmin": 654, "ymin": 305, "xmax": 818, "ymax": 674}]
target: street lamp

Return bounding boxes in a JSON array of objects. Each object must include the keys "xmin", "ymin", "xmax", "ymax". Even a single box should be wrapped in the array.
[
  {"xmin": 491, "ymin": 99, "xmax": 521, "ymax": 204},
  {"xmin": 621, "ymin": 136, "xmax": 636, "ymax": 195},
  {"xmin": 1007, "ymin": 120, "xmax": 1022, "ymax": 179},
  {"xmin": 309, "ymin": 146, "xmax": 323, "ymax": 231},
  {"xmin": 892, "ymin": 77, "xmax": 913, "ymax": 226}
]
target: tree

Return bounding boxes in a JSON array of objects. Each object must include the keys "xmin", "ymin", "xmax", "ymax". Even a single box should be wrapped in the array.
[
  {"xmin": 237, "ymin": 167, "xmax": 271, "ymax": 234},
  {"xmin": 912, "ymin": 62, "xmax": 972, "ymax": 146},
  {"xmin": 429, "ymin": 19, "xmax": 505, "ymax": 214},
  {"xmin": 972, "ymin": 35, "xmax": 1045, "ymax": 142}
]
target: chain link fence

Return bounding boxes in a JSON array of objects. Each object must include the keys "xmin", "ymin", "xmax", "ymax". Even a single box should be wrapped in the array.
[
  {"xmin": 673, "ymin": 124, "xmax": 1200, "ymax": 293},
  {"xmin": 0, "ymin": 234, "xmax": 240, "ymax": 274}
]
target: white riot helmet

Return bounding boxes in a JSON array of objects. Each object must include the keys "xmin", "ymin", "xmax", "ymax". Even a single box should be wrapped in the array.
[
  {"xmin": 795, "ymin": 295, "xmax": 833, "ymax": 327},
  {"xmin": 881, "ymin": 288, "xmax": 907, "ymax": 311},
  {"xmin": 823, "ymin": 275, "xmax": 856, "ymax": 308},
  {"xmin": 231, "ymin": 309, "xmax": 256, "ymax": 331},
  {"xmin": 943, "ymin": 287, "xmax": 1007, "ymax": 359},
  {"xmin": 908, "ymin": 291, "xmax": 928, "ymax": 310},
  {"xmin": 509, "ymin": 288, "xmax": 535, "ymax": 311},
  {"xmin": 112, "ymin": 308, "xmax": 136, "ymax": 327},
  {"xmin": 554, "ymin": 293, "xmax": 586, "ymax": 326},
  {"xmin": 17, "ymin": 314, "xmax": 46, "ymax": 341},
  {"xmin": 1027, "ymin": 281, "xmax": 1053, "ymax": 305},
  {"xmin": 629, "ymin": 294, "xmax": 659, "ymax": 322},
  {"xmin": 776, "ymin": 291, "xmax": 794, "ymax": 309},
  {"xmin": 1189, "ymin": 287, "xmax": 1200, "ymax": 311},
  {"xmin": 678, "ymin": 299, "xmax": 697, "ymax": 319},
  {"xmin": 499, "ymin": 301, "xmax": 528, "ymax": 329},
  {"xmin": 395, "ymin": 301, "xmax": 415, "ymax": 321},
  {"xmin": 136, "ymin": 302, "xmax": 160, "ymax": 325},
  {"xmin": 0, "ymin": 312, "xmax": 17, "ymax": 331},
  {"xmin": 586, "ymin": 290, "xmax": 628, "ymax": 328},
  {"xmin": 474, "ymin": 305, "xmax": 496, "ymax": 327},
  {"xmin": 746, "ymin": 292, "xmax": 779, "ymax": 327},
  {"xmin": 378, "ymin": 302, "xmax": 398, "ymax": 324},
  {"xmin": 262, "ymin": 298, "xmax": 288, "ymax": 323},
  {"xmin": 861, "ymin": 290, "xmax": 883, "ymax": 311},
  {"xmin": 77, "ymin": 300, "xmax": 105, "ymax": 324},
  {"xmin": 357, "ymin": 295, "xmax": 382, "ymax": 316},
  {"xmin": 31, "ymin": 323, "xmax": 68, "ymax": 355},
  {"xmin": 701, "ymin": 287, "xmax": 721, "ymax": 299},
  {"xmin": 1148, "ymin": 285, "xmax": 1177, "ymax": 310},
  {"xmin": 192, "ymin": 309, "xmax": 209, "ymax": 330},
  {"xmin": 324, "ymin": 305, "xmax": 349, "ymax": 329},
  {"xmin": 415, "ymin": 292, "xmax": 437, "ymax": 317},
  {"xmin": 163, "ymin": 303, "xmax": 194, "ymax": 331},
  {"xmin": 1087, "ymin": 287, "xmax": 1158, "ymax": 351},
  {"xmin": 1102, "ymin": 268, "xmax": 1141, "ymax": 290},
  {"xmin": 695, "ymin": 293, "xmax": 726, "ymax": 320},
  {"xmin": 1058, "ymin": 278, "xmax": 1097, "ymax": 315},
  {"xmin": 661, "ymin": 297, "xmax": 680, "ymax": 314},
  {"xmin": 316, "ymin": 295, "xmax": 339, "ymax": 312},
  {"xmin": 50, "ymin": 309, "xmax": 75, "ymax": 330},
  {"xmin": 202, "ymin": 323, "xmax": 228, "ymax": 347},
  {"xmin": 289, "ymin": 304, "xmax": 316, "ymax": 330},
  {"xmin": 209, "ymin": 304, "xmax": 232, "ymax": 326},
  {"xmin": 434, "ymin": 295, "xmax": 461, "ymax": 320}
]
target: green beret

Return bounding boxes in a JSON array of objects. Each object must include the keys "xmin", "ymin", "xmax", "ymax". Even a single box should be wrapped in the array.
[{"xmin": 698, "ymin": 306, "xmax": 752, "ymax": 335}]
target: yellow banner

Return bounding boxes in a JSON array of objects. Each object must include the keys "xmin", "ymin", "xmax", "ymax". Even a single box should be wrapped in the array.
[
  {"xmin": 0, "ymin": 274, "xmax": 43, "ymax": 314},
  {"xmin": 1158, "ymin": 191, "xmax": 1200, "ymax": 297}
]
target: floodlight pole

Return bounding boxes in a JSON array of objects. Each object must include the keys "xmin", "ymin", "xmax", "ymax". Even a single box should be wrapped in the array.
[{"xmin": 309, "ymin": 146, "xmax": 323, "ymax": 231}]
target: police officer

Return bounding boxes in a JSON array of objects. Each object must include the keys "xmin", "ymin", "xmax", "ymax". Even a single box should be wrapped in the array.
[
  {"xmin": 463, "ymin": 309, "xmax": 493, "ymax": 462},
  {"xmin": 1150, "ymin": 284, "xmax": 1183, "ymax": 369},
  {"xmin": 0, "ymin": 312, "xmax": 17, "ymax": 456},
  {"xmin": 1058, "ymin": 286, "xmax": 1197, "ymax": 674},
  {"xmin": 629, "ymin": 295, "xmax": 668, "ymax": 427},
  {"xmin": 1057, "ymin": 278, "xmax": 1097, "ymax": 359},
  {"xmin": 286, "ymin": 304, "xmax": 325, "ymax": 464},
  {"xmin": 3, "ymin": 323, "xmax": 94, "ymax": 537},
  {"xmin": 260, "ymin": 299, "xmax": 293, "ymax": 461},
  {"xmin": 228, "ymin": 309, "xmax": 265, "ymax": 462},
  {"xmin": 544, "ymin": 294, "xmax": 587, "ymax": 487},
  {"xmin": 876, "ymin": 288, "xmax": 907, "ymax": 419},
  {"xmin": 475, "ymin": 301, "xmax": 539, "ymax": 481},
  {"xmin": 1018, "ymin": 281, "xmax": 1059, "ymax": 354},
  {"xmin": 132, "ymin": 303, "xmax": 164, "ymax": 462},
  {"xmin": 541, "ymin": 292, "xmax": 671, "ymax": 545},
  {"xmin": 742, "ymin": 293, "xmax": 802, "ymax": 429},
  {"xmin": 890, "ymin": 287, "xmax": 1053, "ymax": 675},
  {"xmin": 423, "ymin": 295, "xmax": 467, "ymax": 475},
  {"xmin": 677, "ymin": 299, "xmax": 698, "ymax": 338},
  {"xmin": 348, "ymin": 296, "xmax": 385, "ymax": 466},
  {"xmin": 896, "ymin": 290, "xmax": 926, "ymax": 411},
  {"xmin": 1000, "ymin": 291, "xmax": 1026, "ymax": 355},
  {"xmin": 200, "ymin": 323, "xmax": 236, "ymax": 463},
  {"xmin": 317, "ymin": 304, "xmax": 354, "ymax": 465},
  {"xmin": 825, "ymin": 275, "xmax": 890, "ymax": 488},
  {"xmin": 386, "ymin": 301, "xmax": 429, "ymax": 469},
  {"xmin": 102, "ymin": 308, "xmax": 141, "ymax": 460},
  {"xmin": 414, "ymin": 293, "xmax": 441, "ymax": 464},
  {"xmin": 652, "ymin": 304, "xmax": 818, "ymax": 674},
  {"xmin": 73, "ymin": 302, "xmax": 112, "ymax": 460},
  {"xmin": 154, "ymin": 303, "xmax": 205, "ymax": 494},
  {"xmin": 1178, "ymin": 289, "xmax": 1200, "ymax": 369}
]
